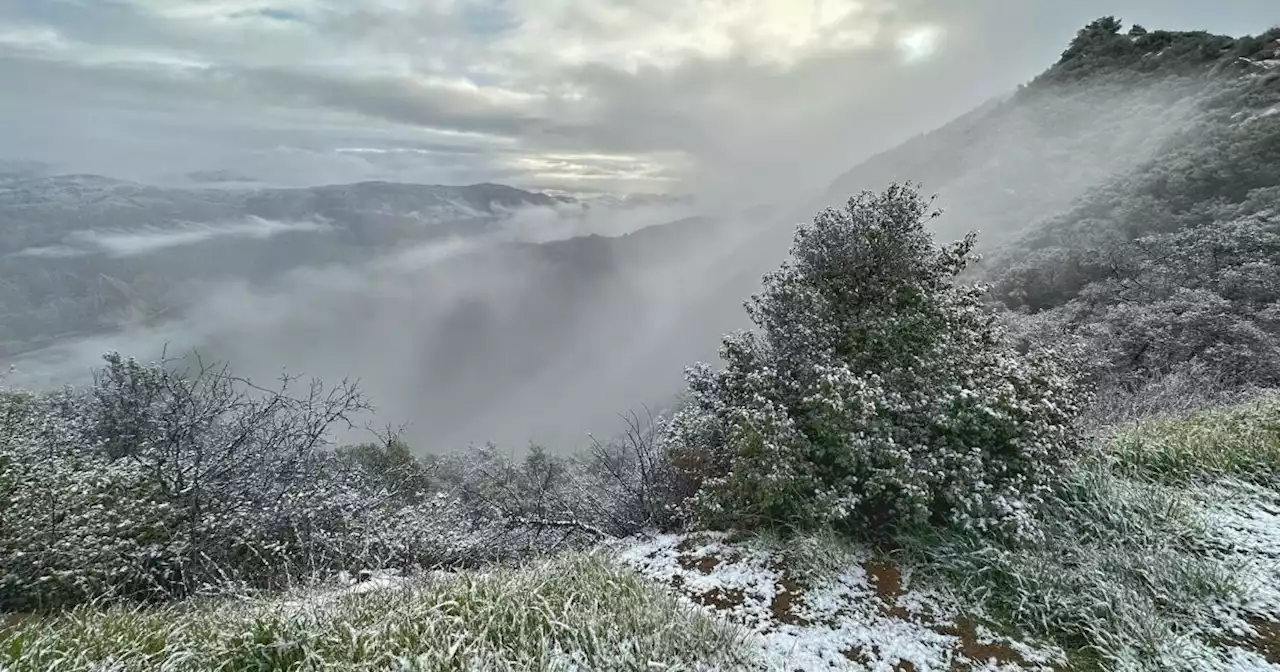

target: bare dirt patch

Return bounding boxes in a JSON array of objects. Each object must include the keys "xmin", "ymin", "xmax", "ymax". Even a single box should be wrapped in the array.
[
  {"xmin": 770, "ymin": 573, "xmax": 806, "ymax": 625},
  {"xmin": 618, "ymin": 534, "xmax": 1068, "ymax": 670},
  {"xmin": 864, "ymin": 559, "xmax": 903, "ymax": 602},
  {"xmin": 1231, "ymin": 617, "xmax": 1280, "ymax": 664},
  {"xmin": 938, "ymin": 616, "xmax": 1029, "ymax": 669},
  {"xmin": 843, "ymin": 646, "xmax": 918, "ymax": 671}
]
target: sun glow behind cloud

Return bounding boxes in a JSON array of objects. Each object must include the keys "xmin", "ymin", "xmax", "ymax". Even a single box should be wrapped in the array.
[
  {"xmin": 0, "ymin": 0, "xmax": 992, "ymax": 195},
  {"xmin": 896, "ymin": 25, "xmax": 942, "ymax": 62}
]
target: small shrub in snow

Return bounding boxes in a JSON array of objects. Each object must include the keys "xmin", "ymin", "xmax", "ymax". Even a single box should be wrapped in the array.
[
  {"xmin": 439, "ymin": 409, "xmax": 694, "ymax": 543},
  {"xmin": 667, "ymin": 184, "xmax": 1087, "ymax": 539}
]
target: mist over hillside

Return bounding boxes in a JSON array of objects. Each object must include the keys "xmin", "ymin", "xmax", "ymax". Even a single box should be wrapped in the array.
[
  {"xmin": 3, "ymin": 18, "xmax": 1278, "ymax": 455},
  {"xmin": 8, "ymin": 7, "xmax": 1280, "ymax": 670}
]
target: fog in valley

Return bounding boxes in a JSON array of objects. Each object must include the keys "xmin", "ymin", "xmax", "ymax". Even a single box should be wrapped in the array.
[
  {"xmin": 0, "ymin": 76, "xmax": 1209, "ymax": 453},
  {"xmin": 2, "ymin": 0, "xmax": 1275, "ymax": 454}
]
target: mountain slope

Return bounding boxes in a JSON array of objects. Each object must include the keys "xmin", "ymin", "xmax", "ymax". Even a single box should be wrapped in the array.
[
  {"xmin": 826, "ymin": 22, "xmax": 1279, "ymax": 248},
  {"xmin": 818, "ymin": 18, "xmax": 1280, "ymax": 396}
]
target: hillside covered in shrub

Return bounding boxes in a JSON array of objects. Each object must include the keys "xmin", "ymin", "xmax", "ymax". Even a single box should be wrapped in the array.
[{"xmin": 2, "ymin": 16, "xmax": 1280, "ymax": 672}]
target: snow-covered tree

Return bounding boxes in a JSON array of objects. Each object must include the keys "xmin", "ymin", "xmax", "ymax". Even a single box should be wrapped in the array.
[{"xmin": 666, "ymin": 184, "xmax": 1086, "ymax": 540}]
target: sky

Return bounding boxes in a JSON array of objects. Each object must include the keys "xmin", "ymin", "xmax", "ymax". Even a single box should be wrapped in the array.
[{"xmin": 2, "ymin": 0, "xmax": 1277, "ymax": 199}]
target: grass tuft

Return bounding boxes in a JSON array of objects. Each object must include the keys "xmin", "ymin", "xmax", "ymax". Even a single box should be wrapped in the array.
[
  {"xmin": 1, "ymin": 552, "xmax": 753, "ymax": 672},
  {"xmin": 1107, "ymin": 392, "xmax": 1280, "ymax": 486}
]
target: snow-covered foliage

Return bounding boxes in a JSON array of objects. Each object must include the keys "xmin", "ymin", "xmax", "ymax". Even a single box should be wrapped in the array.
[
  {"xmin": 440, "ymin": 410, "xmax": 694, "ymax": 543},
  {"xmin": 665, "ymin": 184, "xmax": 1086, "ymax": 539},
  {"xmin": 0, "ymin": 348, "xmax": 704, "ymax": 611},
  {"xmin": 897, "ymin": 392, "xmax": 1280, "ymax": 670},
  {"xmin": 999, "ymin": 197, "xmax": 1280, "ymax": 430},
  {"xmin": 0, "ymin": 353, "xmax": 485, "ymax": 610}
]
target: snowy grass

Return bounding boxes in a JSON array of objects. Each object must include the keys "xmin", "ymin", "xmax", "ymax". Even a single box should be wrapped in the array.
[
  {"xmin": 1107, "ymin": 392, "xmax": 1280, "ymax": 486},
  {"xmin": 899, "ymin": 392, "xmax": 1280, "ymax": 671},
  {"xmin": 0, "ymin": 552, "xmax": 753, "ymax": 672}
]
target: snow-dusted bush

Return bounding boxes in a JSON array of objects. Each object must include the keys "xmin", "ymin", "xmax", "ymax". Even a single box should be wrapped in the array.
[
  {"xmin": 0, "ymin": 388, "xmax": 188, "ymax": 610},
  {"xmin": 1001, "ymin": 205, "xmax": 1280, "ymax": 425},
  {"xmin": 429, "ymin": 409, "xmax": 696, "ymax": 556},
  {"xmin": 666, "ymin": 184, "xmax": 1086, "ymax": 539},
  {"xmin": 0, "ymin": 353, "xmax": 474, "ymax": 610}
]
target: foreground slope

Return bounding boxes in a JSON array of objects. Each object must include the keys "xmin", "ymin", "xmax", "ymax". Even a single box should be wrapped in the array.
[{"xmin": 6, "ymin": 393, "xmax": 1279, "ymax": 670}]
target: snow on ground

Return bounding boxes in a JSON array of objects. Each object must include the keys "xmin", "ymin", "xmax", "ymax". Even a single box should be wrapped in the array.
[
  {"xmin": 272, "ymin": 568, "xmax": 417, "ymax": 614},
  {"xmin": 616, "ymin": 533, "xmax": 1066, "ymax": 671},
  {"xmin": 614, "ymin": 488, "xmax": 1280, "ymax": 672},
  {"xmin": 1194, "ymin": 482, "xmax": 1280, "ymax": 670}
]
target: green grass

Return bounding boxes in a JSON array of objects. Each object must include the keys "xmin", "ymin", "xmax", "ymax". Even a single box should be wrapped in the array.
[
  {"xmin": 0, "ymin": 552, "xmax": 753, "ymax": 672},
  {"xmin": 1107, "ymin": 392, "xmax": 1280, "ymax": 486}
]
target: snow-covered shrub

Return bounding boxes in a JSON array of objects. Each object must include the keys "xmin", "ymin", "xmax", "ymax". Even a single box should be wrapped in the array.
[
  {"xmin": 0, "ymin": 353, "xmax": 473, "ymax": 610},
  {"xmin": 666, "ymin": 184, "xmax": 1087, "ymax": 539},
  {"xmin": 577, "ymin": 410, "xmax": 698, "ymax": 533},
  {"xmin": 0, "ymin": 389, "xmax": 187, "ymax": 610},
  {"xmin": 437, "ymin": 413, "xmax": 693, "ymax": 547},
  {"xmin": 1001, "ymin": 206, "xmax": 1280, "ymax": 426}
]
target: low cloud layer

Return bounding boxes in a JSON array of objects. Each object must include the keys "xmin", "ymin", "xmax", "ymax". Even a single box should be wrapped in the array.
[
  {"xmin": 22, "ymin": 217, "xmax": 330, "ymax": 258},
  {"xmin": 1, "ymin": 199, "xmax": 735, "ymax": 451}
]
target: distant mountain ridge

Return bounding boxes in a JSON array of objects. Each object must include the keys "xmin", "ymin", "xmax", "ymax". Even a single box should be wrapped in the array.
[
  {"xmin": 0, "ymin": 172, "xmax": 696, "ymax": 358},
  {"xmin": 0, "ymin": 175, "xmax": 565, "ymax": 251}
]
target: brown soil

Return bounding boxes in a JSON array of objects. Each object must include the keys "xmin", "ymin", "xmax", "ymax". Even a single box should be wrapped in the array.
[
  {"xmin": 937, "ymin": 616, "xmax": 1028, "ymax": 669},
  {"xmin": 1234, "ymin": 617, "xmax": 1280, "ymax": 664},
  {"xmin": 864, "ymin": 559, "xmax": 915, "ymax": 620},
  {"xmin": 679, "ymin": 554, "xmax": 721, "ymax": 574},
  {"xmin": 771, "ymin": 574, "xmax": 805, "ymax": 625},
  {"xmin": 0, "ymin": 612, "xmax": 35, "ymax": 638},
  {"xmin": 691, "ymin": 587, "xmax": 746, "ymax": 611},
  {"xmin": 864, "ymin": 559, "xmax": 903, "ymax": 602},
  {"xmin": 842, "ymin": 647, "xmax": 917, "ymax": 671}
]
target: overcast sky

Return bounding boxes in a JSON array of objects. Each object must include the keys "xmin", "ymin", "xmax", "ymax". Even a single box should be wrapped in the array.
[{"xmin": 2, "ymin": 1, "xmax": 1276, "ymax": 197}]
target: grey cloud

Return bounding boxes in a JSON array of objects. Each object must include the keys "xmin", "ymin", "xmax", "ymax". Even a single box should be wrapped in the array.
[
  {"xmin": 222, "ymin": 67, "xmax": 551, "ymax": 141},
  {"xmin": 4, "ymin": 1, "xmax": 1279, "ymax": 192}
]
